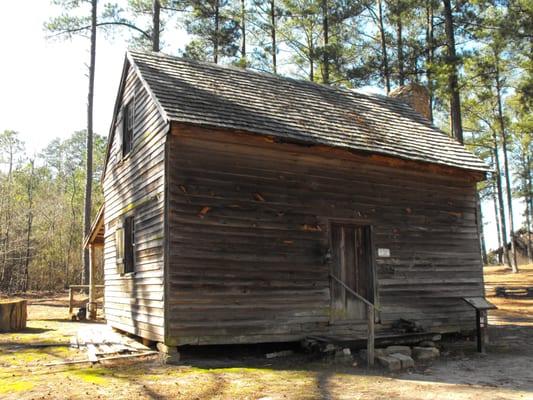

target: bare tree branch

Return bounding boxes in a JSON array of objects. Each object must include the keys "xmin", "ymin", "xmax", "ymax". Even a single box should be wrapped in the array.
[{"xmin": 47, "ymin": 21, "xmax": 151, "ymax": 40}]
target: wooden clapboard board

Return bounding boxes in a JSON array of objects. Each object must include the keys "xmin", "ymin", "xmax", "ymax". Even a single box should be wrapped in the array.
[{"xmin": 462, "ymin": 297, "xmax": 497, "ymax": 310}]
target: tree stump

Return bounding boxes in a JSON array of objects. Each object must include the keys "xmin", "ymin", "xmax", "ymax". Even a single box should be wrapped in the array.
[{"xmin": 0, "ymin": 299, "xmax": 27, "ymax": 332}]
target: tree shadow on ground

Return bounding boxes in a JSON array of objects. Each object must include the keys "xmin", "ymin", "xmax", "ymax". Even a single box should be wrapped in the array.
[
  {"xmin": 40, "ymin": 318, "xmax": 104, "ymax": 323},
  {"xmin": 6, "ymin": 327, "xmax": 53, "ymax": 334},
  {"xmin": 3, "ymin": 327, "xmax": 531, "ymax": 400},
  {"xmin": 166, "ymin": 322, "xmax": 533, "ymax": 397}
]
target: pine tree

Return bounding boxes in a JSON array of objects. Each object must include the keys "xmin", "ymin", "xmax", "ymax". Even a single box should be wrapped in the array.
[
  {"xmin": 249, "ymin": 0, "xmax": 280, "ymax": 72},
  {"xmin": 181, "ymin": 0, "xmax": 240, "ymax": 63},
  {"xmin": 442, "ymin": 0, "xmax": 463, "ymax": 143},
  {"xmin": 279, "ymin": 0, "xmax": 322, "ymax": 81}
]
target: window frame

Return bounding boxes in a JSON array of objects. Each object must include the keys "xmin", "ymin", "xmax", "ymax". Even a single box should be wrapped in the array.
[
  {"xmin": 123, "ymin": 215, "xmax": 136, "ymax": 275},
  {"xmin": 122, "ymin": 97, "xmax": 135, "ymax": 157}
]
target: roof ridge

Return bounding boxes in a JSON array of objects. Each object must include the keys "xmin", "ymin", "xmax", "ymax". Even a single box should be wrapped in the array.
[
  {"xmin": 128, "ymin": 50, "xmax": 440, "ymax": 125},
  {"xmin": 128, "ymin": 49, "xmax": 373, "ymax": 98},
  {"xmin": 126, "ymin": 50, "xmax": 489, "ymax": 173}
]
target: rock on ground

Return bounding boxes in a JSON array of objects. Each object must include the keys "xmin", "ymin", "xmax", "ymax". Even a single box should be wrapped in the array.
[
  {"xmin": 377, "ymin": 355, "xmax": 402, "ymax": 372},
  {"xmin": 389, "ymin": 353, "xmax": 415, "ymax": 369},
  {"xmin": 412, "ymin": 346, "xmax": 440, "ymax": 361},
  {"xmin": 385, "ymin": 345, "xmax": 412, "ymax": 356}
]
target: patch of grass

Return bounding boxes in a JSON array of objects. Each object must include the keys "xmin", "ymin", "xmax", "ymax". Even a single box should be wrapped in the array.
[
  {"xmin": 71, "ymin": 368, "xmax": 111, "ymax": 386},
  {"xmin": 0, "ymin": 346, "xmax": 74, "ymax": 368},
  {"xmin": 0, "ymin": 380, "xmax": 34, "ymax": 394}
]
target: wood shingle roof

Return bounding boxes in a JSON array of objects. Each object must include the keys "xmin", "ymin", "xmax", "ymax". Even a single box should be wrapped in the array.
[{"xmin": 128, "ymin": 50, "xmax": 488, "ymax": 173}]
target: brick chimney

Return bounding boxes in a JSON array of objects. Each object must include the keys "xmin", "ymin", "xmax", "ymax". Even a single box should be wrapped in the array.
[{"xmin": 389, "ymin": 84, "xmax": 431, "ymax": 121}]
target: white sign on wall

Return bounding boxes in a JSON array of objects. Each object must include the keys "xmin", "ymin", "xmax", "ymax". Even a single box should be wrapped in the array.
[{"xmin": 377, "ymin": 248, "xmax": 391, "ymax": 258}]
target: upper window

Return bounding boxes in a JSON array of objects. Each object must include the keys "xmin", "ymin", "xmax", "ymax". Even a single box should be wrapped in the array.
[
  {"xmin": 123, "ymin": 215, "xmax": 135, "ymax": 274},
  {"xmin": 122, "ymin": 99, "xmax": 135, "ymax": 156}
]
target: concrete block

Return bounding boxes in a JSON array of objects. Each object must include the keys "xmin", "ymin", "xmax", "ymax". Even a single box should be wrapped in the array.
[
  {"xmin": 419, "ymin": 340, "xmax": 436, "ymax": 348},
  {"xmin": 375, "ymin": 348, "xmax": 386, "ymax": 357},
  {"xmin": 389, "ymin": 353, "xmax": 415, "ymax": 369},
  {"xmin": 359, "ymin": 348, "xmax": 386, "ymax": 361},
  {"xmin": 334, "ymin": 348, "xmax": 353, "ymax": 363},
  {"xmin": 266, "ymin": 350, "xmax": 294, "ymax": 359},
  {"xmin": 377, "ymin": 355, "xmax": 402, "ymax": 372},
  {"xmin": 322, "ymin": 343, "xmax": 338, "ymax": 353},
  {"xmin": 157, "ymin": 342, "xmax": 180, "ymax": 364},
  {"xmin": 385, "ymin": 345, "xmax": 412, "ymax": 356},
  {"xmin": 412, "ymin": 346, "xmax": 440, "ymax": 361},
  {"xmin": 300, "ymin": 338, "xmax": 319, "ymax": 352}
]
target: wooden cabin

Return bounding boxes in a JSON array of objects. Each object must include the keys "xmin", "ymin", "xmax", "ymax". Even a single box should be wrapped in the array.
[
  {"xmin": 490, "ymin": 229, "xmax": 533, "ymax": 266},
  {"xmin": 86, "ymin": 50, "xmax": 489, "ymax": 350}
]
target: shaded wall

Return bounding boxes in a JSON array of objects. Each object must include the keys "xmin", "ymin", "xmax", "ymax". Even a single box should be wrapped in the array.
[{"xmin": 165, "ymin": 126, "xmax": 484, "ymax": 346}]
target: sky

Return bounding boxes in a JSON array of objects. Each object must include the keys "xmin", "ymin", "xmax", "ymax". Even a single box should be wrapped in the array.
[
  {"xmin": 0, "ymin": 1, "xmax": 526, "ymax": 252},
  {"xmin": 0, "ymin": 1, "xmax": 129, "ymax": 154}
]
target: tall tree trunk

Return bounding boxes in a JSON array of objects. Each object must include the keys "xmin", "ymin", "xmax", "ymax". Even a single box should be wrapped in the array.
[
  {"xmin": 0, "ymin": 145, "xmax": 13, "ymax": 286},
  {"xmin": 214, "ymin": 0, "xmax": 220, "ymax": 63},
  {"xmin": 476, "ymin": 190, "xmax": 489, "ymax": 265},
  {"xmin": 152, "ymin": 0, "xmax": 160, "ymax": 52},
  {"xmin": 322, "ymin": 0, "xmax": 329, "ymax": 84},
  {"xmin": 524, "ymin": 153, "xmax": 533, "ymax": 262},
  {"xmin": 477, "ymin": 191, "xmax": 488, "ymax": 265},
  {"xmin": 494, "ymin": 54, "xmax": 518, "ymax": 273},
  {"xmin": 377, "ymin": 0, "xmax": 390, "ymax": 93},
  {"xmin": 526, "ymin": 153, "xmax": 533, "ymax": 262},
  {"xmin": 492, "ymin": 132, "xmax": 512, "ymax": 270},
  {"xmin": 270, "ymin": 0, "xmax": 277, "ymax": 73},
  {"xmin": 240, "ymin": 0, "xmax": 246, "ymax": 61},
  {"xmin": 425, "ymin": 0, "xmax": 434, "ymax": 122},
  {"xmin": 442, "ymin": 0, "xmax": 463, "ymax": 143},
  {"xmin": 83, "ymin": 0, "xmax": 97, "ymax": 285},
  {"xmin": 397, "ymin": 14, "xmax": 405, "ymax": 86},
  {"xmin": 23, "ymin": 160, "xmax": 35, "ymax": 292},
  {"xmin": 491, "ymin": 154, "xmax": 503, "ymax": 264},
  {"xmin": 67, "ymin": 174, "xmax": 78, "ymax": 288},
  {"xmin": 307, "ymin": 30, "xmax": 315, "ymax": 81}
]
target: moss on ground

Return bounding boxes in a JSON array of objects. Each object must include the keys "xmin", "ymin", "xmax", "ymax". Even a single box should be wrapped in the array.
[
  {"xmin": 70, "ymin": 368, "xmax": 110, "ymax": 386},
  {"xmin": 0, "ymin": 380, "xmax": 34, "ymax": 394},
  {"xmin": 0, "ymin": 346, "xmax": 76, "ymax": 368},
  {"xmin": 1, "ymin": 291, "xmax": 533, "ymax": 399}
]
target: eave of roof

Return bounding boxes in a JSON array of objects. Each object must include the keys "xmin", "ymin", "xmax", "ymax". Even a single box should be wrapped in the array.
[{"xmin": 125, "ymin": 50, "xmax": 489, "ymax": 174}]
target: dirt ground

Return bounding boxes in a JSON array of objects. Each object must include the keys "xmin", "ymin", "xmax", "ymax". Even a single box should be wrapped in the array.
[{"xmin": 1, "ymin": 265, "xmax": 533, "ymax": 400}]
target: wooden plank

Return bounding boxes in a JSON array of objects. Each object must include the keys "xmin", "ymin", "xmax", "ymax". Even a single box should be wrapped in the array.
[
  {"xmin": 86, "ymin": 344, "xmax": 99, "ymax": 363},
  {"xmin": 44, "ymin": 351, "xmax": 159, "ymax": 367},
  {"xmin": 122, "ymin": 336, "xmax": 151, "ymax": 352},
  {"xmin": 463, "ymin": 297, "xmax": 497, "ymax": 310},
  {"xmin": 367, "ymin": 305, "xmax": 375, "ymax": 368},
  {"xmin": 164, "ymin": 130, "xmax": 483, "ymax": 345},
  {"xmin": 0, "ymin": 300, "xmax": 27, "ymax": 332},
  {"xmin": 102, "ymin": 65, "xmax": 168, "ymax": 344},
  {"xmin": 97, "ymin": 344, "xmax": 116, "ymax": 355}
]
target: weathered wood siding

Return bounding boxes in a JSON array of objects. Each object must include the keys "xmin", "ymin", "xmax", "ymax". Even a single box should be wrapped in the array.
[
  {"xmin": 166, "ymin": 126, "xmax": 484, "ymax": 346},
  {"xmin": 102, "ymin": 63, "xmax": 168, "ymax": 342}
]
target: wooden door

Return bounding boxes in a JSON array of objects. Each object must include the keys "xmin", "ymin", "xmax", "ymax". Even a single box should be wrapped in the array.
[{"xmin": 330, "ymin": 223, "xmax": 374, "ymax": 322}]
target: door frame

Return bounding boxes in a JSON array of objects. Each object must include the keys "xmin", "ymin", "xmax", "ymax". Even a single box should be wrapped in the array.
[{"xmin": 325, "ymin": 218, "xmax": 379, "ymax": 322}]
